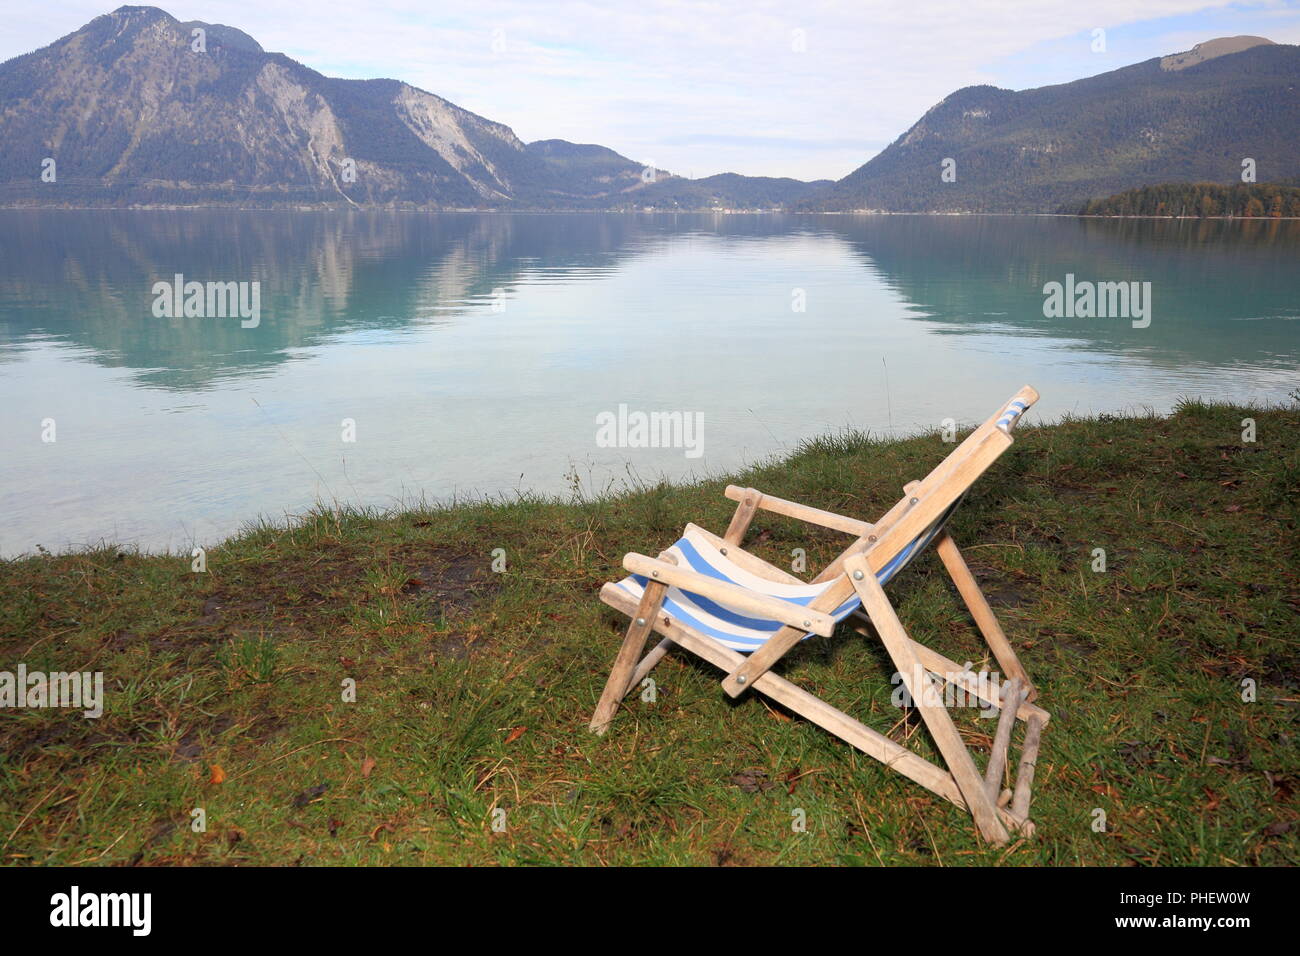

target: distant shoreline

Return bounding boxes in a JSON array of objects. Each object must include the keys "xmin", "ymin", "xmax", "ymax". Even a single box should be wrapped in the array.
[{"xmin": 2, "ymin": 204, "xmax": 1298, "ymax": 220}]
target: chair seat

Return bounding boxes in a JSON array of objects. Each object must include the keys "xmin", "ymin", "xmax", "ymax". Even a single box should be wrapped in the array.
[
  {"xmin": 613, "ymin": 500, "xmax": 961, "ymax": 653},
  {"xmin": 613, "ymin": 525, "xmax": 854, "ymax": 652}
]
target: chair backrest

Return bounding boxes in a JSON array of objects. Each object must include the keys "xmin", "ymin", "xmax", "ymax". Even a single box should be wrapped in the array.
[
  {"xmin": 813, "ymin": 386, "xmax": 1039, "ymax": 584},
  {"xmin": 873, "ymin": 494, "xmax": 964, "ymax": 586}
]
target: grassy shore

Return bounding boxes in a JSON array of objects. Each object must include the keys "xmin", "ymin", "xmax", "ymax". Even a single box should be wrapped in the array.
[{"xmin": 1, "ymin": 399, "xmax": 1297, "ymax": 866}]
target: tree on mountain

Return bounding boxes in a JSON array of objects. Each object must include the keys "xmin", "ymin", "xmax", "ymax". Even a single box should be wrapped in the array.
[{"xmin": 1077, "ymin": 182, "xmax": 1300, "ymax": 218}]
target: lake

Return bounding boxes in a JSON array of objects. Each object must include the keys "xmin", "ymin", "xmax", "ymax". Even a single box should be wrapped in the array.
[{"xmin": 1, "ymin": 210, "xmax": 1296, "ymax": 557}]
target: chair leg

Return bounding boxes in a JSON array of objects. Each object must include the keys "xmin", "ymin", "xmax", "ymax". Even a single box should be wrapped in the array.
[
  {"xmin": 845, "ymin": 552, "xmax": 1010, "ymax": 845},
  {"xmin": 983, "ymin": 678, "xmax": 1023, "ymax": 801},
  {"xmin": 1011, "ymin": 714, "xmax": 1045, "ymax": 820},
  {"xmin": 628, "ymin": 637, "xmax": 674, "ymax": 691},
  {"xmin": 934, "ymin": 532, "xmax": 1034, "ymax": 699},
  {"xmin": 589, "ymin": 580, "xmax": 668, "ymax": 735},
  {"xmin": 601, "ymin": 582, "xmax": 977, "ymax": 813},
  {"xmin": 599, "ymin": 581, "xmax": 1027, "ymax": 839}
]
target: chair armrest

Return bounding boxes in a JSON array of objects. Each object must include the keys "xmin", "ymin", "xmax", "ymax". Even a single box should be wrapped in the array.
[
  {"xmin": 724, "ymin": 486, "xmax": 871, "ymax": 537},
  {"xmin": 622, "ymin": 553, "xmax": 837, "ymax": 637}
]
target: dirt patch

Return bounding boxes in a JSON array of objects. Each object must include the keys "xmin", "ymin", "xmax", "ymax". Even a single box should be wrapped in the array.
[
  {"xmin": 1260, "ymin": 649, "xmax": 1300, "ymax": 690},
  {"xmin": 729, "ymin": 768, "xmax": 775, "ymax": 794},
  {"xmin": 1036, "ymin": 629, "xmax": 1099, "ymax": 659},
  {"xmin": 397, "ymin": 552, "xmax": 500, "ymax": 620},
  {"xmin": 192, "ymin": 543, "xmax": 365, "ymax": 632},
  {"xmin": 172, "ymin": 738, "xmax": 204, "ymax": 763},
  {"xmin": 427, "ymin": 633, "xmax": 473, "ymax": 661},
  {"xmin": 712, "ymin": 844, "xmax": 750, "ymax": 866},
  {"xmin": 984, "ymin": 582, "xmax": 1033, "ymax": 609},
  {"xmin": 189, "ymin": 544, "xmax": 500, "ymax": 638},
  {"xmin": 1117, "ymin": 739, "xmax": 1161, "ymax": 769},
  {"xmin": 169, "ymin": 712, "xmax": 285, "ymax": 765}
]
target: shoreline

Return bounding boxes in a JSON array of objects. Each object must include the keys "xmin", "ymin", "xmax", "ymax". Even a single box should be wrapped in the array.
[
  {"xmin": 6, "ymin": 398, "xmax": 1293, "ymax": 565},
  {"xmin": 6, "ymin": 398, "xmax": 1298, "ymax": 565},
  {"xmin": 4, "ymin": 205, "xmax": 1300, "ymax": 220}
]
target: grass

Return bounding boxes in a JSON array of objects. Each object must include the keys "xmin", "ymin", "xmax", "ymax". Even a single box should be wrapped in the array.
[{"xmin": 1, "ymin": 399, "xmax": 1297, "ymax": 866}]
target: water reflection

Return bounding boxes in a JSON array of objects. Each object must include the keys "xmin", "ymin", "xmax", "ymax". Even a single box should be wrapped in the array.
[
  {"xmin": 2, "ymin": 212, "xmax": 1295, "ymax": 392},
  {"xmin": 831, "ymin": 215, "xmax": 1300, "ymax": 370}
]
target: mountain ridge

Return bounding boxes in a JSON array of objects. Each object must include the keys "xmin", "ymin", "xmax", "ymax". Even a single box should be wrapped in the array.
[
  {"xmin": 0, "ymin": 6, "xmax": 823, "ymax": 209},
  {"xmin": 814, "ymin": 39, "xmax": 1300, "ymax": 213},
  {"xmin": 2, "ymin": 10, "xmax": 1296, "ymax": 212}
]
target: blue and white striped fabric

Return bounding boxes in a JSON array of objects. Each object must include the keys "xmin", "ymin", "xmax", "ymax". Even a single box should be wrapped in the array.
[
  {"xmin": 996, "ymin": 400, "xmax": 1029, "ymax": 431},
  {"xmin": 613, "ymin": 501, "xmax": 961, "ymax": 653}
]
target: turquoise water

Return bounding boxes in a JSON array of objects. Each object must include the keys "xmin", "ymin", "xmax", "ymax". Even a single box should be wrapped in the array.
[{"xmin": 1, "ymin": 211, "xmax": 1296, "ymax": 556}]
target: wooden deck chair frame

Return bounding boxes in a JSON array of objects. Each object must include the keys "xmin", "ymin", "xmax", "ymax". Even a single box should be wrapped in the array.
[{"xmin": 589, "ymin": 386, "xmax": 1051, "ymax": 845}]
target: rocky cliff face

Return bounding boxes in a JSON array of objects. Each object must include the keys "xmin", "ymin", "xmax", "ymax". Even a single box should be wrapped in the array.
[
  {"xmin": 0, "ymin": 6, "xmax": 637, "ymax": 207},
  {"xmin": 0, "ymin": 6, "xmax": 835, "ymax": 209}
]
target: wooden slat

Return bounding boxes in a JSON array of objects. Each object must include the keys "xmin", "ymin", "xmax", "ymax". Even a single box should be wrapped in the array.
[
  {"xmin": 996, "ymin": 385, "xmax": 1041, "ymax": 433},
  {"xmin": 863, "ymin": 429, "xmax": 1012, "ymax": 577},
  {"xmin": 724, "ymin": 485, "xmax": 872, "ymax": 537},
  {"xmin": 857, "ymin": 614, "xmax": 1049, "ymax": 725},
  {"xmin": 628, "ymin": 636, "xmax": 674, "ymax": 692},
  {"xmin": 807, "ymin": 384, "xmax": 1038, "ymax": 588}
]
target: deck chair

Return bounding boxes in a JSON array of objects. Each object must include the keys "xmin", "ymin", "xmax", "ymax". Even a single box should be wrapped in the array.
[{"xmin": 589, "ymin": 386, "xmax": 1051, "ymax": 845}]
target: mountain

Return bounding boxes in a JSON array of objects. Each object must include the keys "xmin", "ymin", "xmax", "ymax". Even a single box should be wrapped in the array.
[
  {"xmin": 0, "ymin": 6, "xmax": 534, "ymax": 206},
  {"xmin": 9, "ymin": 9, "xmax": 1285, "ymax": 214},
  {"xmin": 522, "ymin": 140, "xmax": 662, "ymax": 203},
  {"xmin": 630, "ymin": 173, "xmax": 832, "ymax": 210},
  {"xmin": 1159, "ymin": 35, "xmax": 1275, "ymax": 71},
  {"xmin": 0, "ymin": 6, "xmax": 817, "ymax": 209},
  {"xmin": 815, "ymin": 37, "xmax": 1300, "ymax": 213}
]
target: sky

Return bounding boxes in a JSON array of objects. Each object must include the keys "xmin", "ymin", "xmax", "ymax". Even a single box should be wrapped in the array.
[{"xmin": 5, "ymin": 1, "xmax": 1300, "ymax": 181}]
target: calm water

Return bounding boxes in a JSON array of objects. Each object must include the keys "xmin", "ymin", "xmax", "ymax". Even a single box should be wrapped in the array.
[{"xmin": 1, "ymin": 211, "xmax": 1296, "ymax": 557}]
